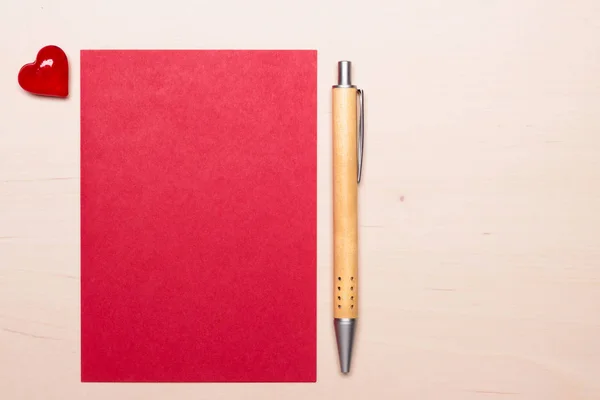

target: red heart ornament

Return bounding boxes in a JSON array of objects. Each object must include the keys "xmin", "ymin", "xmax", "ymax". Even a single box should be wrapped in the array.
[{"xmin": 18, "ymin": 45, "xmax": 69, "ymax": 98}]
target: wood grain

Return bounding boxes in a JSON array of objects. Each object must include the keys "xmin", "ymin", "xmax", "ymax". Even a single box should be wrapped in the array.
[{"xmin": 332, "ymin": 87, "xmax": 359, "ymax": 319}]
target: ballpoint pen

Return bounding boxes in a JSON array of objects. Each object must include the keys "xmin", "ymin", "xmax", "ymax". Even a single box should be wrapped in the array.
[{"xmin": 332, "ymin": 60, "xmax": 364, "ymax": 374}]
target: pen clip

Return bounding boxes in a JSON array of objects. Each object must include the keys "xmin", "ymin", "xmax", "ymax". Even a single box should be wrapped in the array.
[{"xmin": 357, "ymin": 89, "xmax": 365, "ymax": 183}]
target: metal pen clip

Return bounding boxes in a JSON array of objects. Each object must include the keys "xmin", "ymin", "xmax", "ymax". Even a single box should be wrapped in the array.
[{"xmin": 357, "ymin": 89, "xmax": 364, "ymax": 184}]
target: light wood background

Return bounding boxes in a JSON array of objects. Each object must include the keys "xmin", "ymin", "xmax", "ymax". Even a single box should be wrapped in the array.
[{"xmin": 1, "ymin": 1, "xmax": 599, "ymax": 399}]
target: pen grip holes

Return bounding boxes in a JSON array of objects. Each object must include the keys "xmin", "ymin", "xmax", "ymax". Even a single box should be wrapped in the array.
[{"xmin": 335, "ymin": 275, "xmax": 356, "ymax": 314}]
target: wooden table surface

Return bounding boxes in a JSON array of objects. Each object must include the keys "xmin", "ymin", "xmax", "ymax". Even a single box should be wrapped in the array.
[{"xmin": 1, "ymin": 1, "xmax": 599, "ymax": 398}]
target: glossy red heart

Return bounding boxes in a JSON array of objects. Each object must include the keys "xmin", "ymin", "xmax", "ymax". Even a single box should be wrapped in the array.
[{"xmin": 18, "ymin": 45, "xmax": 69, "ymax": 98}]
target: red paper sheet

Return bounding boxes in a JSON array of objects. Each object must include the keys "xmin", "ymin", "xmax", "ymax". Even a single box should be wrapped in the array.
[{"xmin": 80, "ymin": 50, "xmax": 317, "ymax": 382}]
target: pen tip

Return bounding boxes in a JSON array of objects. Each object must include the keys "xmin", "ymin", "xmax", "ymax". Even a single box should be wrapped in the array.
[{"xmin": 334, "ymin": 318, "xmax": 356, "ymax": 375}]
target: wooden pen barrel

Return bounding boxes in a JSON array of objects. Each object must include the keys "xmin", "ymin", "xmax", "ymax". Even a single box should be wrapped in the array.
[{"xmin": 332, "ymin": 87, "xmax": 358, "ymax": 319}]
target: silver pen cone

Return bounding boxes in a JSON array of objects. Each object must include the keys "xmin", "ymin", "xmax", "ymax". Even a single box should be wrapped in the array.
[{"xmin": 334, "ymin": 318, "xmax": 356, "ymax": 374}]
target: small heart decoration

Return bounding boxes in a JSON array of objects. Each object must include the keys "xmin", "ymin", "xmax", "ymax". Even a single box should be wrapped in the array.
[{"xmin": 18, "ymin": 45, "xmax": 69, "ymax": 98}]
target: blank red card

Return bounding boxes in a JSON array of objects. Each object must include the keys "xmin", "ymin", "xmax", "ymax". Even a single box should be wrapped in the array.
[{"xmin": 80, "ymin": 50, "xmax": 317, "ymax": 382}]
